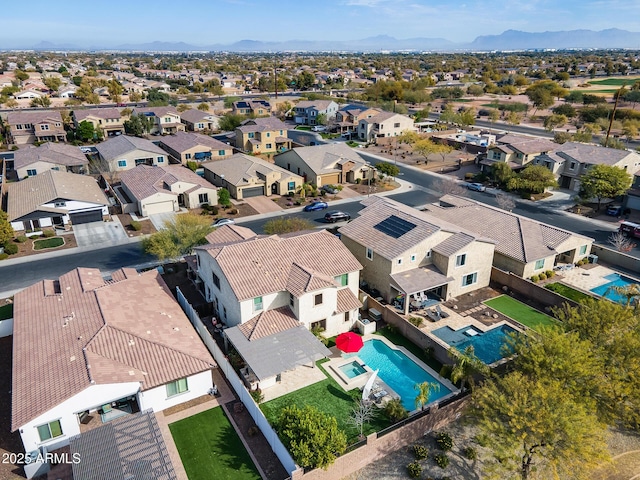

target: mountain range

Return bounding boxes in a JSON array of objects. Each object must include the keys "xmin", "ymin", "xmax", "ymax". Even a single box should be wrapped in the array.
[{"xmin": 13, "ymin": 29, "xmax": 640, "ymax": 52}]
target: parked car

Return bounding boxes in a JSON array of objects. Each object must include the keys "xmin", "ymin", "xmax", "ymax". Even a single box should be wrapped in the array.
[
  {"xmin": 212, "ymin": 218, "xmax": 235, "ymax": 228},
  {"xmin": 312, "ymin": 125, "xmax": 327, "ymax": 132},
  {"xmin": 467, "ymin": 182, "xmax": 486, "ymax": 192},
  {"xmin": 606, "ymin": 204, "xmax": 623, "ymax": 216},
  {"xmin": 303, "ymin": 201, "xmax": 329, "ymax": 212},
  {"xmin": 324, "ymin": 211, "xmax": 351, "ymax": 223},
  {"xmin": 321, "ymin": 184, "xmax": 339, "ymax": 194}
]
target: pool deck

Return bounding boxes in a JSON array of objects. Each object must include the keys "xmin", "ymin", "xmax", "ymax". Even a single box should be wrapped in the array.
[{"xmin": 558, "ymin": 265, "xmax": 640, "ymax": 293}]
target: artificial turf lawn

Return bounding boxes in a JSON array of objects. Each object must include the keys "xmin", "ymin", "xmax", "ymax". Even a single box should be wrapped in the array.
[
  {"xmin": 484, "ymin": 295, "xmax": 559, "ymax": 332},
  {"xmin": 33, "ymin": 237, "xmax": 64, "ymax": 250},
  {"xmin": 169, "ymin": 407, "xmax": 261, "ymax": 480},
  {"xmin": 545, "ymin": 282, "xmax": 592, "ymax": 303},
  {"xmin": 261, "ymin": 359, "xmax": 391, "ymax": 443}
]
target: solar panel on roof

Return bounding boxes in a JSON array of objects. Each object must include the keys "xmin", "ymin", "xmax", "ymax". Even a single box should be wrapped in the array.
[{"xmin": 374, "ymin": 215, "xmax": 417, "ymax": 239}]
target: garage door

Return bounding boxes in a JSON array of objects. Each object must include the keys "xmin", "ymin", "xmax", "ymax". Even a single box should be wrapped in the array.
[
  {"xmin": 144, "ymin": 201, "xmax": 175, "ymax": 216},
  {"xmin": 241, "ymin": 186, "xmax": 265, "ymax": 198},
  {"xmin": 69, "ymin": 209, "xmax": 103, "ymax": 225},
  {"xmin": 321, "ymin": 173, "xmax": 340, "ymax": 185}
]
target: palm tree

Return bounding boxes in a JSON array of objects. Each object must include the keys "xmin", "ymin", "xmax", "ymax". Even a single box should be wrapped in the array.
[
  {"xmin": 449, "ymin": 345, "xmax": 490, "ymax": 392},
  {"xmin": 414, "ymin": 381, "xmax": 440, "ymax": 411},
  {"xmin": 383, "ymin": 398, "xmax": 408, "ymax": 423},
  {"xmin": 608, "ymin": 283, "xmax": 640, "ymax": 308}
]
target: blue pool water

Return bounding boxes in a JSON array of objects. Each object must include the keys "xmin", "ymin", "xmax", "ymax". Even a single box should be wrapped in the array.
[
  {"xmin": 431, "ymin": 324, "xmax": 517, "ymax": 365},
  {"xmin": 339, "ymin": 361, "xmax": 367, "ymax": 379},
  {"xmin": 590, "ymin": 273, "xmax": 640, "ymax": 304},
  {"xmin": 348, "ymin": 339, "xmax": 452, "ymax": 411}
]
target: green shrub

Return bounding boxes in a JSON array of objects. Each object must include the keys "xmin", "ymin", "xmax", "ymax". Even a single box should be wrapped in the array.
[
  {"xmin": 228, "ymin": 208, "xmax": 238, "ymax": 215},
  {"xmin": 545, "ymin": 270, "xmax": 555, "ymax": 278},
  {"xmin": 201, "ymin": 203, "xmax": 211, "ymax": 211},
  {"xmin": 435, "ymin": 431, "xmax": 453, "ymax": 451},
  {"xmin": 538, "ymin": 273, "xmax": 547, "ymax": 281},
  {"xmin": 434, "ymin": 452, "xmax": 450, "ymax": 468},
  {"xmin": 294, "ymin": 200, "xmax": 302, "ymax": 206},
  {"xmin": 407, "ymin": 461, "xmax": 422, "ymax": 478},
  {"xmin": 531, "ymin": 275, "xmax": 539, "ymax": 282},
  {"xmin": 250, "ymin": 388, "xmax": 264, "ymax": 404},
  {"xmin": 15, "ymin": 235, "xmax": 28, "ymax": 243},
  {"xmin": 3, "ymin": 243, "xmax": 18, "ymax": 255},
  {"xmin": 186, "ymin": 161, "xmax": 198, "ymax": 171},
  {"xmin": 130, "ymin": 220, "xmax": 142, "ymax": 231},
  {"xmin": 464, "ymin": 446, "xmax": 478, "ymax": 460},
  {"xmin": 42, "ymin": 229, "xmax": 55, "ymax": 238},
  {"xmin": 474, "ymin": 433, "xmax": 490, "ymax": 447},
  {"xmin": 0, "ymin": 253, "xmax": 8, "ymax": 260},
  {"xmin": 408, "ymin": 316, "xmax": 423, "ymax": 327},
  {"xmin": 413, "ymin": 444, "xmax": 429, "ymax": 460}
]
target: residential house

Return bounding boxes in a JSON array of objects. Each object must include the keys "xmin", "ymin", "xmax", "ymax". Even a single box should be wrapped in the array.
[
  {"xmin": 424, "ymin": 195, "xmax": 593, "ymax": 278},
  {"xmin": 94, "ymin": 135, "xmax": 168, "ymax": 172},
  {"xmin": 6, "ymin": 110, "xmax": 66, "ymax": 145},
  {"xmin": 134, "ymin": 107, "xmax": 185, "ymax": 135},
  {"xmin": 194, "ymin": 227, "xmax": 361, "ymax": 388},
  {"xmin": 6, "ymin": 142, "xmax": 88, "ymax": 180},
  {"xmin": 430, "ymin": 130, "xmax": 496, "ymax": 156},
  {"xmin": 11, "ymin": 267, "xmax": 215, "ymax": 453},
  {"xmin": 624, "ymin": 173, "xmax": 640, "ymax": 211},
  {"xmin": 293, "ymin": 100, "xmax": 339, "ymax": 126},
  {"xmin": 7, "ymin": 170, "xmax": 108, "ymax": 232},
  {"xmin": 338, "ymin": 196, "xmax": 495, "ymax": 313},
  {"xmin": 72, "ymin": 108, "xmax": 126, "ymax": 138},
  {"xmin": 179, "ymin": 109, "xmax": 220, "ymax": 132},
  {"xmin": 57, "ymin": 86, "xmax": 77, "ymax": 98},
  {"xmin": 275, "ymin": 143, "xmax": 374, "ymax": 187},
  {"xmin": 358, "ymin": 111, "xmax": 415, "ymax": 143},
  {"xmin": 532, "ymin": 142, "xmax": 640, "ymax": 191},
  {"xmin": 13, "ymin": 89, "xmax": 44, "ymax": 100},
  {"xmin": 234, "ymin": 117, "xmax": 291, "ymax": 154},
  {"xmin": 231, "ymin": 99, "xmax": 271, "ymax": 117},
  {"xmin": 119, "ymin": 164, "xmax": 217, "ymax": 216},
  {"xmin": 334, "ymin": 105, "xmax": 381, "ymax": 135},
  {"xmin": 482, "ymin": 134, "xmax": 556, "ymax": 172},
  {"xmin": 158, "ymin": 131, "xmax": 232, "ymax": 164},
  {"xmin": 202, "ymin": 153, "xmax": 303, "ymax": 199}
]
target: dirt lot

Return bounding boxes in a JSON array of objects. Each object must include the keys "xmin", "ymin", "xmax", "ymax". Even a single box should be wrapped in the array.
[{"xmin": 115, "ymin": 214, "xmax": 156, "ymax": 236}]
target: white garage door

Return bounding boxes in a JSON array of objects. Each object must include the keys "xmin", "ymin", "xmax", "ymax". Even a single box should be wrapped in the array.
[{"xmin": 143, "ymin": 201, "xmax": 174, "ymax": 216}]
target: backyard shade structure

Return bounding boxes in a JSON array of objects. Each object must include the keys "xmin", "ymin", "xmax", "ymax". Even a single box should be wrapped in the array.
[{"xmin": 336, "ymin": 332, "xmax": 364, "ymax": 353}]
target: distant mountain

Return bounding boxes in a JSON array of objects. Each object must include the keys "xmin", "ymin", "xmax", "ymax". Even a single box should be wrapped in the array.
[{"xmin": 468, "ymin": 28, "xmax": 640, "ymax": 50}]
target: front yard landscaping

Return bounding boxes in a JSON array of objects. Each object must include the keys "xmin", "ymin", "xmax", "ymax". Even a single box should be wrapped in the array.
[
  {"xmin": 169, "ymin": 406, "xmax": 261, "ymax": 480},
  {"xmin": 33, "ymin": 237, "xmax": 65, "ymax": 250},
  {"xmin": 484, "ymin": 295, "xmax": 559, "ymax": 331}
]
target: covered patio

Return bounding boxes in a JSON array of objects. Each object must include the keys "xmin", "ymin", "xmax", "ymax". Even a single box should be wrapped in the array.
[{"xmin": 389, "ymin": 265, "xmax": 453, "ymax": 316}]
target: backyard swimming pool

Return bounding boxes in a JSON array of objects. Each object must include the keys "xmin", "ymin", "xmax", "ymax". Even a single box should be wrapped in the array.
[
  {"xmin": 590, "ymin": 273, "xmax": 640, "ymax": 304},
  {"xmin": 348, "ymin": 339, "xmax": 453, "ymax": 411},
  {"xmin": 431, "ymin": 324, "xmax": 517, "ymax": 364}
]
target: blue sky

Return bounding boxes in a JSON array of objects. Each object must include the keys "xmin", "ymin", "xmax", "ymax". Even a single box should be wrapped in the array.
[{"xmin": 1, "ymin": 0, "xmax": 638, "ymax": 47}]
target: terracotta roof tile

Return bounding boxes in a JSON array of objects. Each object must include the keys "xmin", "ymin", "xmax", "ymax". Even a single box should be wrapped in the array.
[
  {"xmin": 238, "ymin": 307, "xmax": 300, "ymax": 341},
  {"xmin": 335, "ymin": 288, "xmax": 362, "ymax": 314}
]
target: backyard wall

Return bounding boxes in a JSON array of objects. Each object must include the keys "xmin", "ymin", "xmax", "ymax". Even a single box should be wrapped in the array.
[
  {"xmin": 291, "ymin": 396, "xmax": 469, "ymax": 480},
  {"xmin": 590, "ymin": 244, "xmax": 640, "ymax": 276}
]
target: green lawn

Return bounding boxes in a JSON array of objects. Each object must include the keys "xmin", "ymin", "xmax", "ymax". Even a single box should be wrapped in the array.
[
  {"xmin": 484, "ymin": 295, "xmax": 559, "ymax": 332},
  {"xmin": 0, "ymin": 304, "xmax": 13, "ymax": 320},
  {"xmin": 169, "ymin": 407, "xmax": 261, "ymax": 480},
  {"xmin": 588, "ymin": 77, "xmax": 640, "ymax": 86},
  {"xmin": 545, "ymin": 282, "xmax": 592, "ymax": 303},
  {"xmin": 261, "ymin": 360, "xmax": 391, "ymax": 443},
  {"xmin": 33, "ymin": 237, "xmax": 64, "ymax": 250}
]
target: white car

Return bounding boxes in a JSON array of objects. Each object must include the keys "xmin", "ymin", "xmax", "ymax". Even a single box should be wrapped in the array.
[
  {"xmin": 312, "ymin": 125, "xmax": 327, "ymax": 132},
  {"xmin": 212, "ymin": 218, "xmax": 235, "ymax": 228}
]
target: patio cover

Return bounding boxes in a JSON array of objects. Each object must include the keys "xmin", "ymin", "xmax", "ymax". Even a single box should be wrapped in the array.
[
  {"xmin": 225, "ymin": 324, "xmax": 332, "ymax": 381},
  {"xmin": 390, "ymin": 265, "xmax": 453, "ymax": 296}
]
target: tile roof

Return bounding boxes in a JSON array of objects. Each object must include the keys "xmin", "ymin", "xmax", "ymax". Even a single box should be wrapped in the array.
[
  {"xmin": 7, "ymin": 170, "xmax": 108, "ymax": 222},
  {"xmin": 432, "ymin": 232, "xmax": 476, "ymax": 257},
  {"xmin": 179, "ymin": 109, "xmax": 218, "ymax": 124},
  {"xmin": 276, "ymin": 143, "xmax": 369, "ymax": 176},
  {"xmin": 286, "ymin": 263, "xmax": 337, "ymax": 298},
  {"xmin": 6, "ymin": 109, "xmax": 63, "ymax": 125},
  {"xmin": 11, "ymin": 142, "xmax": 88, "ymax": 170},
  {"xmin": 425, "ymin": 195, "xmax": 592, "ymax": 263},
  {"xmin": 551, "ymin": 141, "xmax": 638, "ymax": 166},
  {"xmin": 197, "ymin": 229, "xmax": 362, "ymax": 301},
  {"xmin": 135, "ymin": 106, "xmax": 180, "ymax": 118},
  {"xmin": 73, "ymin": 107, "xmax": 122, "ymax": 122},
  {"xmin": 238, "ymin": 306, "xmax": 300, "ymax": 341},
  {"xmin": 204, "ymin": 224, "xmax": 257, "ymax": 244},
  {"xmin": 120, "ymin": 164, "xmax": 215, "ymax": 202},
  {"xmin": 201, "ymin": 153, "xmax": 301, "ymax": 187},
  {"xmin": 11, "ymin": 268, "xmax": 214, "ymax": 430},
  {"xmin": 95, "ymin": 135, "xmax": 166, "ymax": 160},
  {"xmin": 237, "ymin": 117, "xmax": 288, "ymax": 133},
  {"xmin": 295, "ymin": 100, "xmax": 335, "ymax": 110},
  {"xmin": 335, "ymin": 288, "xmax": 362, "ymax": 314},
  {"xmin": 495, "ymin": 133, "xmax": 556, "ymax": 155}
]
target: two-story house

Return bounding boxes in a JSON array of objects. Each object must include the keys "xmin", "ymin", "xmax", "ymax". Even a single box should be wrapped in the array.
[
  {"xmin": 234, "ymin": 117, "xmax": 291, "ymax": 154},
  {"xmin": 293, "ymin": 100, "xmax": 339, "ymax": 126},
  {"xmin": 94, "ymin": 135, "xmax": 169, "ymax": 173},
  {"xmin": 6, "ymin": 110, "xmax": 66, "ymax": 145},
  {"xmin": 358, "ymin": 111, "xmax": 415, "ymax": 143},
  {"xmin": 158, "ymin": 131, "xmax": 233, "ymax": 164},
  {"xmin": 11, "ymin": 267, "xmax": 215, "ymax": 454},
  {"xmin": 194, "ymin": 226, "xmax": 361, "ymax": 389},
  {"xmin": 134, "ymin": 107, "xmax": 185, "ymax": 135},
  {"xmin": 179, "ymin": 109, "xmax": 220, "ymax": 132},
  {"xmin": 482, "ymin": 133, "xmax": 556, "ymax": 172},
  {"xmin": 6, "ymin": 142, "xmax": 88, "ymax": 180},
  {"xmin": 532, "ymin": 142, "xmax": 640, "ymax": 191},
  {"xmin": 339, "ymin": 196, "xmax": 495, "ymax": 314},
  {"xmin": 72, "ymin": 107, "xmax": 126, "ymax": 138},
  {"xmin": 231, "ymin": 99, "xmax": 271, "ymax": 117},
  {"xmin": 334, "ymin": 105, "xmax": 381, "ymax": 135}
]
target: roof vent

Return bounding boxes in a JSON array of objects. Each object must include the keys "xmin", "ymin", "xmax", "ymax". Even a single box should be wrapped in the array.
[
  {"xmin": 128, "ymin": 339, "xmax": 135, "ymax": 346},
  {"xmin": 173, "ymin": 327, "xmax": 179, "ymax": 331},
  {"xmin": 70, "ymin": 356, "xmax": 76, "ymax": 362}
]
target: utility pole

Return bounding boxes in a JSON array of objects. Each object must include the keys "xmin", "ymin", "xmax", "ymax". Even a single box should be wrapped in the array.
[{"xmin": 605, "ymin": 84, "xmax": 625, "ymax": 147}]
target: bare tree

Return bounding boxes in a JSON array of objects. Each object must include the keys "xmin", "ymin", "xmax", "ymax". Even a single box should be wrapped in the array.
[
  {"xmin": 347, "ymin": 399, "xmax": 376, "ymax": 440},
  {"xmin": 608, "ymin": 231, "xmax": 636, "ymax": 252},
  {"xmin": 433, "ymin": 178, "xmax": 467, "ymax": 197},
  {"xmin": 495, "ymin": 193, "xmax": 516, "ymax": 212}
]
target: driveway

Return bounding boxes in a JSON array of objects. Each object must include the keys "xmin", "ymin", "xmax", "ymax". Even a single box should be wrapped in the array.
[
  {"xmin": 149, "ymin": 211, "xmax": 178, "ymax": 231},
  {"xmin": 73, "ymin": 217, "xmax": 129, "ymax": 248},
  {"xmin": 243, "ymin": 196, "xmax": 284, "ymax": 214}
]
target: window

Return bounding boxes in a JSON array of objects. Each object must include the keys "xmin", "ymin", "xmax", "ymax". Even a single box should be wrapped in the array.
[
  {"xmin": 366, "ymin": 247, "xmax": 373, "ymax": 260},
  {"xmin": 579, "ymin": 245, "xmax": 588, "ymax": 255},
  {"xmin": 265, "ymin": 143, "xmax": 272, "ymax": 149},
  {"xmin": 54, "ymin": 201, "xmax": 66, "ymax": 208},
  {"xmin": 37, "ymin": 420, "xmax": 63, "ymax": 442},
  {"xmin": 253, "ymin": 296, "xmax": 263, "ymax": 312},
  {"xmin": 27, "ymin": 169, "xmax": 37, "ymax": 176},
  {"xmin": 426, "ymin": 250, "xmax": 431, "ymax": 258},
  {"xmin": 55, "ymin": 122, "xmax": 61, "ymax": 127},
  {"xmin": 289, "ymin": 293, "xmax": 294, "ymax": 307},
  {"xmin": 314, "ymin": 293, "xmax": 323, "ymax": 306},
  {"xmin": 157, "ymin": 156, "xmax": 164, "ymax": 163},
  {"xmin": 248, "ymin": 132, "xmax": 255, "ymax": 138},
  {"xmin": 394, "ymin": 122, "xmax": 400, "ymax": 128},
  {"xmin": 534, "ymin": 259, "xmax": 545, "ymax": 270},
  {"xmin": 223, "ymin": 307, "xmax": 227, "ymax": 319},
  {"xmin": 166, "ymin": 378, "xmax": 188, "ymax": 397},
  {"xmin": 212, "ymin": 272, "xmax": 220, "ymax": 289},
  {"xmin": 569, "ymin": 161, "xmax": 576, "ymax": 170},
  {"xmin": 41, "ymin": 124, "xmax": 49, "ymax": 130},
  {"xmin": 456, "ymin": 254, "xmax": 466, "ymax": 267},
  {"xmin": 185, "ymin": 153, "xmax": 191, "ymax": 160},
  {"xmin": 344, "ymin": 312, "xmax": 350, "ymax": 322},
  {"xmin": 287, "ymin": 181, "xmax": 295, "ymax": 191},
  {"xmin": 279, "ymin": 130, "xmax": 283, "ymax": 135},
  {"xmin": 335, "ymin": 274, "xmax": 348, "ymax": 286},
  {"xmin": 199, "ymin": 193, "xmax": 209, "ymax": 204},
  {"xmin": 266, "ymin": 132, "xmax": 270, "ymax": 137},
  {"xmin": 462, "ymin": 272, "xmax": 478, "ymax": 287},
  {"xmin": 197, "ymin": 123, "xmax": 204, "ymax": 129},
  {"xmin": 411, "ymin": 254, "xmax": 417, "ymax": 262},
  {"xmin": 218, "ymin": 150, "xmax": 226, "ymax": 156},
  {"xmin": 16, "ymin": 124, "xmax": 23, "ymax": 130},
  {"xmin": 397, "ymin": 258, "xmax": 403, "ymax": 265},
  {"xmin": 117, "ymin": 160, "xmax": 127, "ymax": 168}
]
